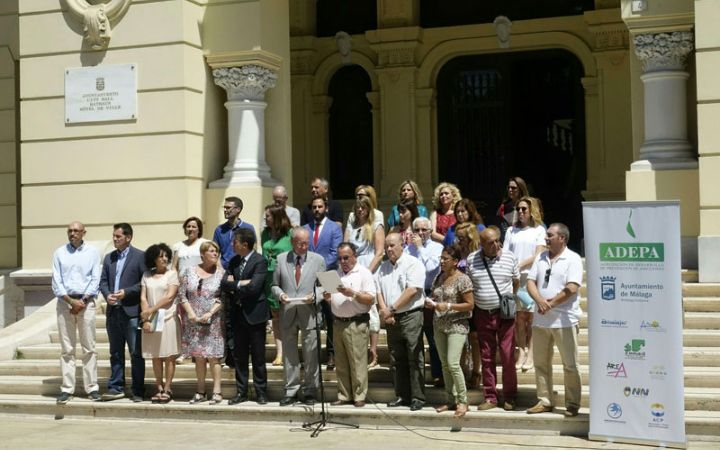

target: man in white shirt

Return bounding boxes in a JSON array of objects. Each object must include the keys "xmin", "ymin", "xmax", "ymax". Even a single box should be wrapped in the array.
[
  {"xmin": 407, "ymin": 217, "xmax": 444, "ymax": 386},
  {"xmin": 52, "ymin": 221, "xmax": 101, "ymax": 405},
  {"xmin": 526, "ymin": 223, "xmax": 584, "ymax": 417},
  {"xmin": 323, "ymin": 243, "xmax": 375, "ymax": 407},
  {"xmin": 262, "ymin": 185, "xmax": 301, "ymax": 228},
  {"xmin": 376, "ymin": 233, "xmax": 426, "ymax": 411}
]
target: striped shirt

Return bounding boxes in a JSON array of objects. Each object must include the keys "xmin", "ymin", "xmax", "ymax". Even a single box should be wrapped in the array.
[{"xmin": 466, "ymin": 249, "xmax": 519, "ymax": 310}]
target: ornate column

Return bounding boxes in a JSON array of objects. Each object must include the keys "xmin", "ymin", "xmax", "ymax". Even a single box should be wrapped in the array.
[
  {"xmin": 207, "ymin": 52, "xmax": 281, "ymax": 187},
  {"xmin": 631, "ymin": 31, "xmax": 695, "ymax": 170}
]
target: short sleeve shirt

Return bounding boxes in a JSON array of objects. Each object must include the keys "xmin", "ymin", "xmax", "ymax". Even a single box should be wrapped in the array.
[
  {"xmin": 528, "ymin": 247, "xmax": 584, "ymax": 328},
  {"xmin": 375, "ymin": 253, "xmax": 426, "ymax": 313}
]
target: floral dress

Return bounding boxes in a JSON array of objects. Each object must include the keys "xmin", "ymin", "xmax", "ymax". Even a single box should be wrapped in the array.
[
  {"xmin": 178, "ymin": 266, "xmax": 225, "ymax": 358},
  {"xmin": 431, "ymin": 272, "xmax": 473, "ymax": 335}
]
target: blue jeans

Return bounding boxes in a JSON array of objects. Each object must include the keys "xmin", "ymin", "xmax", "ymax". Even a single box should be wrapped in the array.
[{"xmin": 106, "ymin": 306, "xmax": 145, "ymax": 396}]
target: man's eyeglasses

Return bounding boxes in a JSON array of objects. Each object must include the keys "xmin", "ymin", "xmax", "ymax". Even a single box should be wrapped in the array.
[
  {"xmin": 516, "ymin": 206, "xmax": 528, "ymax": 212},
  {"xmin": 544, "ymin": 268, "xmax": 552, "ymax": 283}
]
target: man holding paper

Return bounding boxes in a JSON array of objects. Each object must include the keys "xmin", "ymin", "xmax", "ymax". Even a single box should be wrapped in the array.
[
  {"xmin": 322, "ymin": 243, "xmax": 375, "ymax": 407},
  {"xmin": 272, "ymin": 227, "xmax": 326, "ymax": 406}
]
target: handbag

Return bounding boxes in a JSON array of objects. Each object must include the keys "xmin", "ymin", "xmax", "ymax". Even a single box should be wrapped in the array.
[{"xmin": 482, "ymin": 256, "xmax": 516, "ymax": 320}]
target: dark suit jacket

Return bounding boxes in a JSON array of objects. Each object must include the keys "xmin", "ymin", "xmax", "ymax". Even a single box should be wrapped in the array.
[
  {"xmin": 99, "ymin": 246, "xmax": 146, "ymax": 317},
  {"xmin": 221, "ymin": 251, "xmax": 269, "ymax": 326},
  {"xmin": 304, "ymin": 219, "xmax": 343, "ymax": 270}
]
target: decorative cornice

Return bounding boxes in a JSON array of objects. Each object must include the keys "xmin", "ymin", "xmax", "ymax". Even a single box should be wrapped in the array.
[
  {"xmin": 212, "ymin": 65, "xmax": 278, "ymax": 102},
  {"xmin": 206, "ymin": 50, "xmax": 282, "ymax": 73},
  {"xmin": 63, "ymin": 0, "xmax": 131, "ymax": 50},
  {"xmin": 634, "ymin": 31, "xmax": 694, "ymax": 72}
]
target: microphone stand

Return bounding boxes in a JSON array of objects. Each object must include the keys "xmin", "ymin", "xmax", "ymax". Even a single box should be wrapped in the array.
[{"xmin": 302, "ymin": 281, "xmax": 359, "ymax": 437}]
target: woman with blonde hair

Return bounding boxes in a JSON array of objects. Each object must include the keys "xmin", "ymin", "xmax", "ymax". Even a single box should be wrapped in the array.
[
  {"xmin": 503, "ymin": 196, "xmax": 546, "ymax": 372},
  {"xmin": 387, "ymin": 179, "xmax": 428, "ymax": 227},
  {"xmin": 453, "ymin": 222, "xmax": 482, "ymax": 388},
  {"xmin": 346, "ymin": 196, "xmax": 386, "ymax": 367},
  {"xmin": 178, "ymin": 240, "xmax": 225, "ymax": 404},
  {"xmin": 352, "ymin": 185, "xmax": 385, "ymax": 227},
  {"xmin": 430, "ymin": 182, "xmax": 462, "ymax": 243}
]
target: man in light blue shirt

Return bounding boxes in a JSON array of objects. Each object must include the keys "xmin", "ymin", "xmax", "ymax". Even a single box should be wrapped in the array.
[
  {"xmin": 213, "ymin": 196, "xmax": 256, "ymax": 269},
  {"xmin": 51, "ymin": 221, "xmax": 101, "ymax": 405}
]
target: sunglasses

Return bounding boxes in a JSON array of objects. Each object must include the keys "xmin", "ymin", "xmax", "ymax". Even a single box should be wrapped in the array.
[
  {"xmin": 544, "ymin": 268, "xmax": 552, "ymax": 283},
  {"xmin": 516, "ymin": 206, "xmax": 528, "ymax": 212}
]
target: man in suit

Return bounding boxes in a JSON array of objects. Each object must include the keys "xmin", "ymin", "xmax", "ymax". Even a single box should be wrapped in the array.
[
  {"xmin": 99, "ymin": 223, "xmax": 146, "ymax": 401},
  {"xmin": 301, "ymin": 177, "xmax": 343, "ymax": 227},
  {"xmin": 304, "ymin": 196, "xmax": 343, "ymax": 370},
  {"xmin": 220, "ymin": 228, "xmax": 270, "ymax": 405},
  {"xmin": 271, "ymin": 227, "xmax": 326, "ymax": 406}
]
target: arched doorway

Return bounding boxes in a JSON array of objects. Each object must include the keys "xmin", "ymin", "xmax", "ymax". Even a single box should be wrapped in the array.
[
  {"xmin": 328, "ymin": 65, "xmax": 374, "ymax": 200},
  {"xmin": 437, "ymin": 49, "xmax": 586, "ymax": 250}
]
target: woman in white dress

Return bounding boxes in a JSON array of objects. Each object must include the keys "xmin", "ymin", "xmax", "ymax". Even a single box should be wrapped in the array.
[
  {"xmin": 140, "ymin": 243, "xmax": 180, "ymax": 403},
  {"xmin": 345, "ymin": 196, "xmax": 385, "ymax": 367},
  {"xmin": 171, "ymin": 217, "xmax": 209, "ymax": 274},
  {"xmin": 503, "ymin": 196, "xmax": 546, "ymax": 371}
]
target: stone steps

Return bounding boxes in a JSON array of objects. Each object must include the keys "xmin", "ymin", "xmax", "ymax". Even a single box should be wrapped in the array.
[
  {"xmin": 1, "ymin": 375, "xmax": 719, "ymax": 412},
  {"xmin": 16, "ymin": 342, "xmax": 720, "ymax": 368},
  {"xmin": 46, "ymin": 326, "xmax": 720, "ymax": 347},
  {"xmin": 2, "ymin": 359, "xmax": 720, "ymax": 389}
]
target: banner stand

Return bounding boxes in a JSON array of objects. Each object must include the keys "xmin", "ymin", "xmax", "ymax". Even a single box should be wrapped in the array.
[{"xmin": 584, "ymin": 201, "xmax": 686, "ymax": 449}]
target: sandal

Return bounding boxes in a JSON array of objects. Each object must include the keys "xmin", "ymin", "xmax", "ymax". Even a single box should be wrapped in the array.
[
  {"xmin": 151, "ymin": 390, "xmax": 165, "ymax": 404},
  {"xmin": 159, "ymin": 390, "xmax": 173, "ymax": 404},
  {"xmin": 189, "ymin": 392, "xmax": 206, "ymax": 405},
  {"xmin": 272, "ymin": 356, "xmax": 283, "ymax": 366},
  {"xmin": 368, "ymin": 359, "xmax": 379, "ymax": 369},
  {"xmin": 209, "ymin": 392, "xmax": 223, "ymax": 405}
]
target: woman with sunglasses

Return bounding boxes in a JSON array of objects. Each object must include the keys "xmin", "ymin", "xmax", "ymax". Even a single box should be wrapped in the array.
[
  {"xmin": 178, "ymin": 240, "xmax": 225, "ymax": 404},
  {"xmin": 503, "ymin": 196, "xmax": 546, "ymax": 372},
  {"xmin": 349, "ymin": 185, "xmax": 384, "ymax": 228},
  {"xmin": 496, "ymin": 177, "xmax": 529, "ymax": 241},
  {"xmin": 443, "ymin": 198, "xmax": 486, "ymax": 247},
  {"xmin": 346, "ymin": 196, "xmax": 386, "ymax": 367}
]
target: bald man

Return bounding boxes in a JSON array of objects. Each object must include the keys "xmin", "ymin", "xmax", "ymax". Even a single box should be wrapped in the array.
[{"xmin": 51, "ymin": 221, "xmax": 101, "ymax": 405}]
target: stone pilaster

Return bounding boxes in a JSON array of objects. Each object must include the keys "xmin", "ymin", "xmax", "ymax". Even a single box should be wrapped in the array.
[
  {"xmin": 631, "ymin": 31, "xmax": 696, "ymax": 170},
  {"xmin": 207, "ymin": 52, "xmax": 282, "ymax": 187}
]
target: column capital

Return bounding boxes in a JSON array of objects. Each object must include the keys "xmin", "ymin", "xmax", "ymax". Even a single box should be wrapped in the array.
[
  {"xmin": 633, "ymin": 31, "xmax": 694, "ymax": 73},
  {"xmin": 212, "ymin": 65, "xmax": 278, "ymax": 101}
]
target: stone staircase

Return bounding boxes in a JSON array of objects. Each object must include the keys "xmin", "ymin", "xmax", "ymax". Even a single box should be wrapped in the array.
[{"xmin": 0, "ymin": 271, "xmax": 718, "ymax": 438}]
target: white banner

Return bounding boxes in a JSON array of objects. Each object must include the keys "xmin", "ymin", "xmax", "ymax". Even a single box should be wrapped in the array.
[{"xmin": 584, "ymin": 201, "xmax": 686, "ymax": 448}]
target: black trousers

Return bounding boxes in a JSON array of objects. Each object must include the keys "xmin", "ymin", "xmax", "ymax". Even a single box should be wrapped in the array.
[{"xmin": 232, "ymin": 313, "xmax": 268, "ymax": 396}]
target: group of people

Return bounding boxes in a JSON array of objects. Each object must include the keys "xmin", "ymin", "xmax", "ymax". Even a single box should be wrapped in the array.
[{"xmin": 51, "ymin": 177, "xmax": 584, "ymax": 419}]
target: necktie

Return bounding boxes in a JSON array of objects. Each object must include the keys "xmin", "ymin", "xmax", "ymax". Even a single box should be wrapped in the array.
[
  {"xmin": 237, "ymin": 257, "xmax": 246, "ymax": 276},
  {"xmin": 295, "ymin": 255, "xmax": 302, "ymax": 284},
  {"xmin": 313, "ymin": 222, "xmax": 320, "ymax": 247}
]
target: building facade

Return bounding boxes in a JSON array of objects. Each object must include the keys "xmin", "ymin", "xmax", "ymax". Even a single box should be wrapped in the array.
[{"xmin": 0, "ymin": 0, "xmax": 717, "ymax": 325}]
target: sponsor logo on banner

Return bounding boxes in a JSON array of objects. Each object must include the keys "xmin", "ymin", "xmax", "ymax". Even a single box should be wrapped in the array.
[
  {"xmin": 624, "ymin": 386, "xmax": 650, "ymax": 398},
  {"xmin": 649, "ymin": 365, "xmax": 667, "ymax": 380},
  {"xmin": 601, "ymin": 319, "xmax": 628, "ymax": 328},
  {"xmin": 606, "ymin": 362, "xmax": 628, "ymax": 378},
  {"xmin": 624, "ymin": 339, "xmax": 646, "ymax": 360},
  {"xmin": 649, "ymin": 403, "xmax": 668, "ymax": 429},
  {"xmin": 605, "ymin": 402, "xmax": 625, "ymax": 423},
  {"xmin": 640, "ymin": 320, "xmax": 666, "ymax": 333},
  {"xmin": 601, "ymin": 276, "xmax": 616, "ymax": 300},
  {"xmin": 599, "ymin": 243, "xmax": 664, "ymax": 262}
]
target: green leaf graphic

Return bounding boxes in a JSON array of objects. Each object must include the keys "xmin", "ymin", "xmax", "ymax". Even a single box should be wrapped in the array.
[{"xmin": 626, "ymin": 210, "xmax": 636, "ymax": 238}]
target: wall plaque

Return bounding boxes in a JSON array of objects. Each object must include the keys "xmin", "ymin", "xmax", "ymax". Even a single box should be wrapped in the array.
[{"xmin": 65, "ymin": 64, "xmax": 137, "ymax": 123}]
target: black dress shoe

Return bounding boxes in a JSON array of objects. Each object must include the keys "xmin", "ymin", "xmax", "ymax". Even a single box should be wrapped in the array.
[
  {"xmin": 228, "ymin": 394, "xmax": 248, "ymax": 405},
  {"xmin": 302, "ymin": 395, "xmax": 315, "ymax": 406},
  {"xmin": 256, "ymin": 395, "xmax": 268, "ymax": 405},
  {"xmin": 279, "ymin": 396, "xmax": 296, "ymax": 406},
  {"xmin": 387, "ymin": 398, "xmax": 409, "ymax": 407},
  {"xmin": 409, "ymin": 400, "xmax": 425, "ymax": 411}
]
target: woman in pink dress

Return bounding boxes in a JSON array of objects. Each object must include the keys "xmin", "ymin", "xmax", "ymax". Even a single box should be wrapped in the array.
[
  {"xmin": 140, "ymin": 243, "xmax": 180, "ymax": 403},
  {"xmin": 430, "ymin": 182, "xmax": 462, "ymax": 243}
]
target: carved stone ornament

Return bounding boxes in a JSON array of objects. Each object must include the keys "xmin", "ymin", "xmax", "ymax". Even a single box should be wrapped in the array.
[
  {"xmin": 212, "ymin": 65, "xmax": 278, "ymax": 101},
  {"xmin": 64, "ymin": 0, "xmax": 131, "ymax": 50},
  {"xmin": 493, "ymin": 15, "xmax": 512, "ymax": 49},
  {"xmin": 335, "ymin": 31, "xmax": 353, "ymax": 65},
  {"xmin": 634, "ymin": 31, "xmax": 694, "ymax": 72}
]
